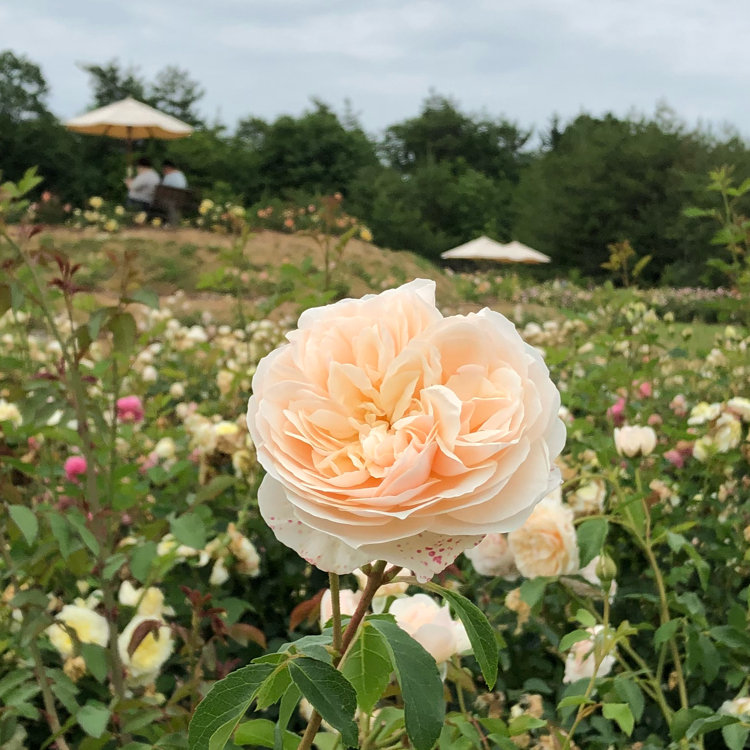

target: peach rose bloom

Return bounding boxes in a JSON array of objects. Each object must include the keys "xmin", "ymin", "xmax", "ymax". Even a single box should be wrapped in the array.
[
  {"xmin": 320, "ymin": 588, "xmax": 362, "ymax": 629},
  {"xmin": 247, "ymin": 280, "xmax": 565, "ymax": 580},
  {"xmin": 508, "ymin": 495, "xmax": 579, "ymax": 578}
]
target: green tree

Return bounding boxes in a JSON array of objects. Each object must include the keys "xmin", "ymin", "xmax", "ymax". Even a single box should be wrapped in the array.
[
  {"xmin": 383, "ymin": 93, "xmax": 531, "ymax": 182},
  {"xmin": 249, "ymin": 100, "xmax": 378, "ymax": 196},
  {"xmin": 79, "ymin": 60, "xmax": 147, "ymax": 106},
  {"xmin": 0, "ymin": 50, "xmax": 49, "ymax": 120},
  {"xmin": 512, "ymin": 112, "xmax": 725, "ymax": 283}
]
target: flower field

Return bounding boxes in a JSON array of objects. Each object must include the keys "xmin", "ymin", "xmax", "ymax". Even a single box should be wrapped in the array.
[{"xmin": 1, "ymin": 176, "xmax": 750, "ymax": 750}]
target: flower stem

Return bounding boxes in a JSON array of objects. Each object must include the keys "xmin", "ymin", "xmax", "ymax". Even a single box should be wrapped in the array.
[
  {"xmin": 329, "ymin": 572, "xmax": 343, "ymax": 656},
  {"xmin": 297, "ymin": 561, "xmax": 390, "ymax": 750}
]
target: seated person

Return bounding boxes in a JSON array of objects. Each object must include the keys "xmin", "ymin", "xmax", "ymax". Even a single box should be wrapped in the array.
[
  {"xmin": 161, "ymin": 159, "xmax": 188, "ymax": 189},
  {"xmin": 125, "ymin": 157, "xmax": 160, "ymax": 210}
]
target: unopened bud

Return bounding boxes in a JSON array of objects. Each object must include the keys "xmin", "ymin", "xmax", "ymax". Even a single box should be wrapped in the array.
[{"xmin": 595, "ymin": 554, "xmax": 617, "ymax": 584}]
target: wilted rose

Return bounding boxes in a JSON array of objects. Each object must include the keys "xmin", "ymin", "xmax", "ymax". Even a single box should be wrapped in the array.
[{"xmin": 247, "ymin": 280, "xmax": 564, "ymax": 580}]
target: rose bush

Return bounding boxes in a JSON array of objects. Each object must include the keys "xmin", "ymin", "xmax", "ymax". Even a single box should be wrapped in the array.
[{"xmin": 247, "ymin": 279, "xmax": 565, "ymax": 578}]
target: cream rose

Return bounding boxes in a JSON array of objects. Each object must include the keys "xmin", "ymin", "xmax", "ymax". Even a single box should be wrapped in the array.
[
  {"xmin": 118, "ymin": 614, "xmax": 173, "ymax": 683},
  {"xmin": 464, "ymin": 534, "xmax": 519, "ymax": 579},
  {"xmin": 563, "ymin": 625, "xmax": 616, "ymax": 683},
  {"xmin": 247, "ymin": 280, "xmax": 565, "ymax": 579},
  {"xmin": 47, "ymin": 605, "xmax": 109, "ymax": 658},
  {"xmin": 508, "ymin": 495, "xmax": 579, "ymax": 578},
  {"xmin": 389, "ymin": 593, "xmax": 470, "ymax": 664}
]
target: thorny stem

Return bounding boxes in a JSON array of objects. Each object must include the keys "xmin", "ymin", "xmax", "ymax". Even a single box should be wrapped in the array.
[
  {"xmin": 329, "ymin": 572, "xmax": 343, "ymax": 656},
  {"xmin": 30, "ymin": 640, "xmax": 72, "ymax": 750}
]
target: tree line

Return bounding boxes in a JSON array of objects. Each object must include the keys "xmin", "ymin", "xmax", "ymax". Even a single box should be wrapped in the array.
[{"xmin": 2, "ymin": 49, "xmax": 749, "ymax": 285}]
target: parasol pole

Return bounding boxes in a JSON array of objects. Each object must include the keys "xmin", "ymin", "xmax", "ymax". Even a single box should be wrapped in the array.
[{"xmin": 126, "ymin": 125, "xmax": 133, "ymax": 178}]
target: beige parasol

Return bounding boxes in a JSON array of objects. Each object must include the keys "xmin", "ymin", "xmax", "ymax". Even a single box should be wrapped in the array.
[
  {"xmin": 65, "ymin": 96, "xmax": 193, "ymax": 167},
  {"xmin": 441, "ymin": 236, "xmax": 551, "ymax": 263}
]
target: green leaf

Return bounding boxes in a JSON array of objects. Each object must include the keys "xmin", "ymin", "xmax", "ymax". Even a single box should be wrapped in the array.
[
  {"xmin": 559, "ymin": 629, "xmax": 591, "ymax": 652},
  {"xmin": 341, "ymin": 621, "xmax": 392, "ymax": 713},
  {"xmin": 369, "ymin": 616, "xmax": 444, "ymax": 750},
  {"xmin": 576, "ymin": 518, "xmax": 608, "ymax": 567},
  {"xmin": 80, "ymin": 644, "xmax": 108, "ymax": 683},
  {"xmin": 417, "ymin": 581, "xmax": 498, "ymax": 688},
  {"xmin": 102, "ymin": 553, "xmax": 128, "ymax": 580},
  {"xmin": 686, "ymin": 714, "xmax": 740, "ymax": 739},
  {"xmin": 288, "ymin": 657, "xmax": 358, "ymax": 748},
  {"xmin": 654, "ymin": 620, "xmax": 680, "ymax": 648},
  {"xmin": 130, "ymin": 541, "xmax": 158, "ymax": 583},
  {"xmin": 602, "ymin": 702, "xmax": 634, "ymax": 735},
  {"xmin": 508, "ymin": 715, "xmax": 546, "ymax": 735},
  {"xmin": 519, "ymin": 577, "xmax": 547, "ymax": 608},
  {"xmin": 171, "ymin": 513, "xmax": 206, "ymax": 551},
  {"xmin": 194, "ymin": 475, "xmax": 236, "ymax": 504},
  {"xmin": 234, "ymin": 719, "xmax": 298, "ymax": 750},
  {"xmin": 723, "ymin": 723, "xmax": 750, "ymax": 750},
  {"xmin": 670, "ymin": 707, "xmax": 712, "ymax": 741},
  {"xmin": 613, "ymin": 678, "xmax": 645, "ymax": 721},
  {"xmin": 275, "ymin": 684, "xmax": 302, "ymax": 750},
  {"xmin": 557, "ymin": 695, "xmax": 594, "ymax": 710},
  {"xmin": 188, "ymin": 662, "xmax": 274, "ymax": 750},
  {"xmin": 575, "ymin": 609, "xmax": 596, "ymax": 628},
  {"xmin": 8, "ymin": 505, "xmax": 38, "ymax": 546},
  {"xmin": 66, "ymin": 512, "xmax": 100, "ymax": 555},
  {"xmin": 108, "ymin": 311, "xmax": 137, "ymax": 355},
  {"xmin": 709, "ymin": 626, "xmax": 750, "ymax": 651},
  {"xmin": 48, "ymin": 513, "xmax": 74, "ymax": 558},
  {"xmin": 128, "ymin": 288, "xmax": 160, "ymax": 309},
  {"xmin": 77, "ymin": 702, "xmax": 111, "ymax": 738},
  {"xmin": 255, "ymin": 661, "xmax": 292, "ymax": 710}
]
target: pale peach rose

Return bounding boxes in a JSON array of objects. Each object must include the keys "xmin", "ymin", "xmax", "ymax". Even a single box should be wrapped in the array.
[
  {"xmin": 563, "ymin": 626, "xmax": 616, "ymax": 683},
  {"xmin": 389, "ymin": 593, "xmax": 470, "ymax": 664},
  {"xmin": 353, "ymin": 562, "xmax": 412, "ymax": 598},
  {"xmin": 508, "ymin": 495, "xmax": 579, "ymax": 578},
  {"xmin": 320, "ymin": 588, "xmax": 362, "ymax": 629},
  {"xmin": 464, "ymin": 534, "xmax": 519, "ymax": 579},
  {"xmin": 614, "ymin": 425, "xmax": 657, "ymax": 457},
  {"xmin": 247, "ymin": 280, "xmax": 565, "ymax": 580}
]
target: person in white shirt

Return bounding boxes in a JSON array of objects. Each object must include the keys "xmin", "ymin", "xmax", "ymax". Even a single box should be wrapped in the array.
[
  {"xmin": 125, "ymin": 157, "xmax": 160, "ymax": 209},
  {"xmin": 161, "ymin": 159, "xmax": 188, "ymax": 189}
]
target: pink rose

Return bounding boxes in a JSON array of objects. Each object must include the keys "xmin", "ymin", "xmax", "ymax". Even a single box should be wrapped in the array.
[
  {"xmin": 117, "ymin": 395, "xmax": 144, "ymax": 423},
  {"xmin": 247, "ymin": 280, "xmax": 564, "ymax": 580},
  {"xmin": 607, "ymin": 397, "xmax": 626, "ymax": 426},
  {"xmin": 64, "ymin": 455, "xmax": 87, "ymax": 483}
]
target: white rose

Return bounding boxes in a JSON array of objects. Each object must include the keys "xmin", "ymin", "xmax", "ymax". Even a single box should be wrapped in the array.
[
  {"xmin": 727, "ymin": 397, "xmax": 750, "ymax": 421},
  {"xmin": 687, "ymin": 402, "xmax": 721, "ymax": 425},
  {"xmin": 614, "ymin": 425, "xmax": 657, "ymax": 457}
]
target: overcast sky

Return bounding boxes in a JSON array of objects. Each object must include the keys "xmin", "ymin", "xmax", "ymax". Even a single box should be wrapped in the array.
[{"xmin": 3, "ymin": 0, "xmax": 749, "ymax": 142}]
